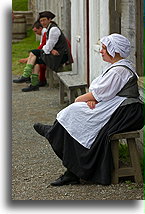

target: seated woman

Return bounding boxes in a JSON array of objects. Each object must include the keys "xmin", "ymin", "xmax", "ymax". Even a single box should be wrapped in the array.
[{"xmin": 33, "ymin": 33, "xmax": 144, "ymax": 186}]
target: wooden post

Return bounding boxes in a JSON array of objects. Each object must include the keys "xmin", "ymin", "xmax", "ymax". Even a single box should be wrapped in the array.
[{"xmin": 136, "ymin": 0, "xmax": 144, "ymax": 76}]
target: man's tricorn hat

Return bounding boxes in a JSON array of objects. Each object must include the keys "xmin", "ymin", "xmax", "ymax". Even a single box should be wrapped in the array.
[{"xmin": 38, "ymin": 11, "xmax": 55, "ymax": 20}]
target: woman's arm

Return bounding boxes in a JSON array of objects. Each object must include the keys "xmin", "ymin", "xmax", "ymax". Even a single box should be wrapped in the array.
[
  {"xmin": 86, "ymin": 100, "xmax": 98, "ymax": 109},
  {"xmin": 75, "ymin": 92, "xmax": 98, "ymax": 109},
  {"xmin": 75, "ymin": 92, "xmax": 98, "ymax": 103}
]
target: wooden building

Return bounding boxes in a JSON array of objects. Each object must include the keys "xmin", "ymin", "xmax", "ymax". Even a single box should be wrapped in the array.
[
  {"xmin": 70, "ymin": 0, "xmax": 144, "ymax": 84},
  {"xmin": 29, "ymin": 0, "xmax": 143, "ymax": 82}
]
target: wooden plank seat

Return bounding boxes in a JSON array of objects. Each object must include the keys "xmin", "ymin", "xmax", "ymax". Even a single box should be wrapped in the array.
[
  {"xmin": 57, "ymin": 71, "xmax": 87, "ymax": 104},
  {"xmin": 110, "ymin": 131, "xmax": 143, "ymax": 184}
]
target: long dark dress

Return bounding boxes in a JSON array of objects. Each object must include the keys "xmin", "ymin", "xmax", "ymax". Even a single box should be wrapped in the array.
[{"xmin": 45, "ymin": 103, "xmax": 144, "ymax": 185}]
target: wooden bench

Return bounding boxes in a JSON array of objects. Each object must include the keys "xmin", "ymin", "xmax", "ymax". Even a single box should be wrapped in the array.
[
  {"xmin": 110, "ymin": 131, "xmax": 143, "ymax": 184},
  {"xmin": 57, "ymin": 71, "xmax": 87, "ymax": 104}
]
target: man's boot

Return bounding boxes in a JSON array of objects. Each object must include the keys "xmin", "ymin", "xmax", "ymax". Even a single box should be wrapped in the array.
[
  {"xmin": 22, "ymin": 73, "xmax": 39, "ymax": 92},
  {"xmin": 13, "ymin": 76, "xmax": 30, "ymax": 83},
  {"xmin": 13, "ymin": 64, "xmax": 33, "ymax": 83}
]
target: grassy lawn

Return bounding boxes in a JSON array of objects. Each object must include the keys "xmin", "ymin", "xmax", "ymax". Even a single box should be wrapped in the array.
[
  {"xmin": 12, "ymin": 0, "xmax": 28, "ymax": 11},
  {"xmin": 12, "ymin": 30, "xmax": 39, "ymax": 76},
  {"xmin": 12, "ymin": 0, "xmax": 36, "ymax": 75}
]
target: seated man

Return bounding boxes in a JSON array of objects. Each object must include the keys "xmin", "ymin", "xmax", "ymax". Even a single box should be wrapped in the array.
[
  {"xmin": 13, "ymin": 11, "xmax": 72, "ymax": 92},
  {"xmin": 19, "ymin": 21, "xmax": 47, "ymax": 87}
]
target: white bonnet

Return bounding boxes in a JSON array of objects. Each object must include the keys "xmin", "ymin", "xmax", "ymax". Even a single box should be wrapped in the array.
[{"xmin": 100, "ymin": 33, "xmax": 131, "ymax": 58}]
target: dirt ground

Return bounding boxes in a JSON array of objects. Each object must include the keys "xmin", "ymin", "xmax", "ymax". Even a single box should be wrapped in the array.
[{"xmin": 12, "ymin": 76, "xmax": 143, "ymax": 200}]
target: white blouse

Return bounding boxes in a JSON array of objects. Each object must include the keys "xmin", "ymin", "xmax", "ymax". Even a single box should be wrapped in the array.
[
  {"xmin": 56, "ymin": 59, "xmax": 137, "ymax": 149},
  {"xmin": 42, "ymin": 26, "xmax": 61, "ymax": 54}
]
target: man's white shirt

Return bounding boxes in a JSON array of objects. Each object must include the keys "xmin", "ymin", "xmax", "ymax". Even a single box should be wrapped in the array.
[{"xmin": 42, "ymin": 27, "xmax": 61, "ymax": 54}]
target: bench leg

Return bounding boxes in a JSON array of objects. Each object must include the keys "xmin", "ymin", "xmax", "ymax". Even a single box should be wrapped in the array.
[
  {"xmin": 67, "ymin": 89, "xmax": 76, "ymax": 104},
  {"xmin": 49, "ymin": 70, "xmax": 54, "ymax": 88},
  {"xmin": 47, "ymin": 68, "xmax": 54, "ymax": 88},
  {"xmin": 111, "ymin": 140, "xmax": 119, "ymax": 184},
  {"xmin": 127, "ymin": 138, "xmax": 143, "ymax": 183},
  {"xmin": 59, "ymin": 80, "xmax": 65, "ymax": 105}
]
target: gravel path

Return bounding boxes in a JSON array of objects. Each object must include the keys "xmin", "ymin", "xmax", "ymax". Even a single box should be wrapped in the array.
[{"xmin": 12, "ymin": 76, "xmax": 143, "ymax": 200}]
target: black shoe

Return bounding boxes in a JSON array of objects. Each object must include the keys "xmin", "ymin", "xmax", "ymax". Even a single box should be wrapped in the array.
[
  {"xmin": 50, "ymin": 172, "xmax": 80, "ymax": 186},
  {"xmin": 33, "ymin": 123, "xmax": 52, "ymax": 137},
  {"xmin": 38, "ymin": 79, "xmax": 47, "ymax": 87},
  {"xmin": 13, "ymin": 76, "xmax": 31, "ymax": 83},
  {"xmin": 22, "ymin": 84, "xmax": 39, "ymax": 92}
]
